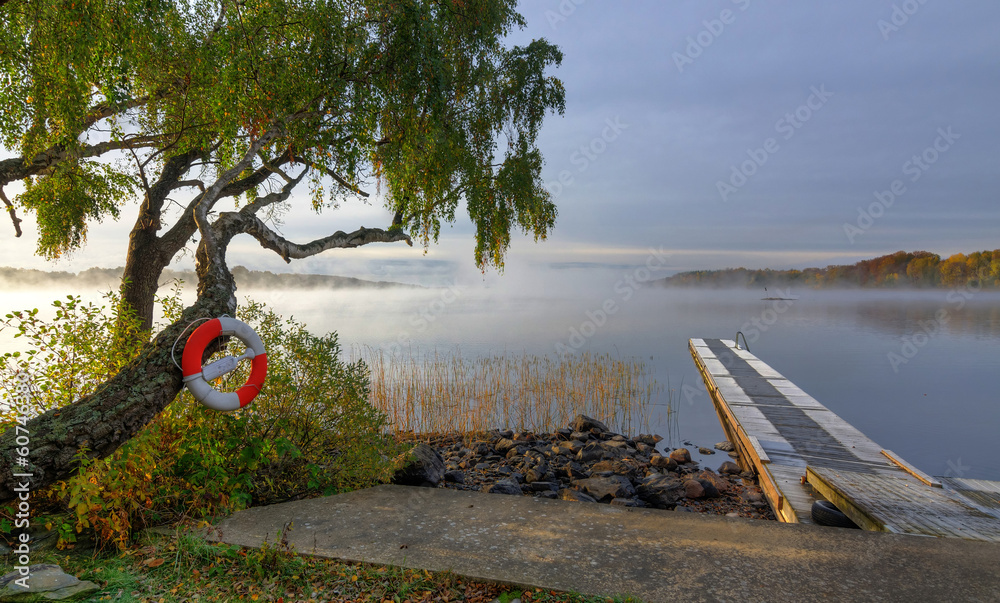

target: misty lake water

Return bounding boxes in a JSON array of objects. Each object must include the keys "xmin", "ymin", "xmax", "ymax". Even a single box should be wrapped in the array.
[{"xmin": 3, "ymin": 275, "xmax": 999, "ymax": 481}]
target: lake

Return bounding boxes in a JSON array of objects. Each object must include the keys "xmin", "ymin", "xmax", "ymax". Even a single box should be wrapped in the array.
[{"xmin": 3, "ymin": 274, "xmax": 999, "ymax": 481}]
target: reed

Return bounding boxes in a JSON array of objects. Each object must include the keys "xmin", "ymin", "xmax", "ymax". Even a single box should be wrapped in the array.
[{"xmin": 358, "ymin": 346, "xmax": 668, "ymax": 438}]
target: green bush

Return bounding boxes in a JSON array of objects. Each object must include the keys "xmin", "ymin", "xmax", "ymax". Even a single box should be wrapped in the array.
[{"xmin": 1, "ymin": 288, "xmax": 402, "ymax": 550}]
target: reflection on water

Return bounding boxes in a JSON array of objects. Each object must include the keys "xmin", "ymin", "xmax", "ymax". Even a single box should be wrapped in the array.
[{"xmin": 2, "ymin": 284, "xmax": 998, "ymax": 480}]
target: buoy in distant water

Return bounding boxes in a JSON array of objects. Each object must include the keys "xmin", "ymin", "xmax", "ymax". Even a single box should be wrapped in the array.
[{"xmin": 181, "ymin": 317, "xmax": 267, "ymax": 411}]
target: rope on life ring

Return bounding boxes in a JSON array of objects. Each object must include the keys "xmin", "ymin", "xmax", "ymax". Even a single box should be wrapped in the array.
[{"xmin": 181, "ymin": 317, "xmax": 268, "ymax": 412}]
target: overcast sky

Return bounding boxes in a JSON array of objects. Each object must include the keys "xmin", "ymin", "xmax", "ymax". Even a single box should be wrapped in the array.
[{"xmin": 3, "ymin": 0, "xmax": 999, "ymax": 285}]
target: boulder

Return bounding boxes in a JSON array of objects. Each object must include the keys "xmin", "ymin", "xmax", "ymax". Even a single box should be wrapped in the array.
[
  {"xmin": 390, "ymin": 443, "xmax": 446, "ymax": 486},
  {"xmin": 610, "ymin": 498, "xmax": 644, "ymax": 508},
  {"xmin": 558, "ymin": 462, "xmax": 589, "ymax": 480},
  {"xmin": 696, "ymin": 478, "xmax": 720, "ymax": 498},
  {"xmin": 718, "ymin": 461, "xmax": 741, "ymax": 475},
  {"xmin": 650, "ymin": 455, "xmax": 678, "ymax": 471},
  {"xmin": 698, "ymin": 447, "xmax": 715, "ymax": 455},
  {"xmin": 494, "ymin": 437, "xmax": 517, "ymax": 453},
  {"xmin": 669, "ymin": 448, "xmax": 692, "ymax": 464},
  {"xmin": 636, "ymin": 474, "xmax": 685, "ymax": 508},
  {"xmin": 0, "ymin": 564, "xmax": 100, "ymax": 601},
  {"xmin": 569, "ymin": 431, "xmax": 592, "ymax": 441},
  {"xmin": 576, "ymin": 442, "xmax": 606, "ymax": 463},
  {"xmin": 558, "ymin": 489, "xmax": 598, "ymax": 503},
  {"xmin": 569, "ymin": 414, "xmax": 609, "ymax": 433},
  {"xmin": 683, "ymin": 479, "xmax": 706, "ymax": 499},
  {"xmin": 697, "ymin": 469, "xmax": 731, "ymax": 494},
  {"xmin": 443, "ymin": 470, "xmax": 466, "ymax": 484},
  {"xmin": 572, "ymin": 475, "xmax": 636, "ymax": 502},
  {"xmin": 635, "ymin": 433, "xmax": 664, "ymax": 447},
  {"xmin": 487, "ymin": 479, "xmax": 523, "ymax": 496},
  {"xmin": 526, "ymin": 481, "xmax": 559, "ymax": 493},
  {"xmin": 525, "ymin": 463, "xmax": 552, "ymax": 484},
  {"xmin": 715, "ymin": 440, "xmax": 736, "ymax": 452}
]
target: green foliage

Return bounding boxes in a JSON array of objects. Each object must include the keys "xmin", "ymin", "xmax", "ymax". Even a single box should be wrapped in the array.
[
  {"xmin": 663, "ymin": 249, "xmax": 1000, "ymax": 289},
  {"xmin": 0, "ymin": 292, "xmax": 145, "ymax": 416},
  {"xmin": 0, "ymin": 290, "xmax": 402, "ymax": 550},
  {"xmin": 18, "ymin": 160, "xmax": 136, "ymax": 259},
  {"xmin": 1, "ymin": 0, "xmax": 565, "ymax": 270}
]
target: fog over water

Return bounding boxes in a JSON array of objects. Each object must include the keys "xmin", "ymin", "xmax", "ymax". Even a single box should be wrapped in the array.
[{"xmin": 3, "ymin": 265, "xmax": 998, "ymax": 481}]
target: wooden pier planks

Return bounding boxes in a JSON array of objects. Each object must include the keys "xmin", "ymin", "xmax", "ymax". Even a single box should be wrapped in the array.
[{"xmin": 690, "ymin": 337, "xmax": 1000, "ymax": 542}]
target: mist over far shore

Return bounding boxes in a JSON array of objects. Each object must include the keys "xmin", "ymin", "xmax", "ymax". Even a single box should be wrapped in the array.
[{"xmin": 0, "ymin": 265, "xmax": 424, "ymax": 291}]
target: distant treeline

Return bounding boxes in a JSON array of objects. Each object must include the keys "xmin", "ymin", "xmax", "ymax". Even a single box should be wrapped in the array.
[
  {"xmin": 661, "ymin": 250, "xmax": 1000, "ymax": 289},
  {"xmin": 0, "ymin": 265, "xmax": 419, "ymax": 290}
]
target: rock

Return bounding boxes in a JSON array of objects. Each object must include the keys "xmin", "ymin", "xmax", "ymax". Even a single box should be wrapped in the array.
[
  {"xmin": 0, "ymin": 564, "xmax": 100, "ymax": 601},
  {"xmin": 558, "ymin": 462, "xmax": 588, "ymax": 480},
  {"xmin": 569, "ymin": 431, "xmax": 591, "ymax": 441},
  {"xmin": 669, "ymin": 448, "xmax": 692, "ymax": 464},
  {"xmin": 474, "ymin": 462, "xmax": 490, "ymax": 471},
  {"xmin": 674, "ymin": 505, "xmax": 694, "ymax": 513},
  {"xmin": 443, "ymin": 470, "xmax": 466, "ymax": 484},
  {"xmin": 526, "ymin": 481, "xmax": 559, "ymax": 493},
  {"xmin": 715, "ymin": 440, "xmax": 735, "ymax": 452},
  {"xmin": 635, "ymin": 433, "xmax": 663, "ymax": 447},
  {"xmin": 569, "ymin": 414, "xmax": 609, "ymax": 433},
  {"xmin": 558, "ymin": 489, "xmax": 598, "ymax": 503},
  {"xmin": 635, "ymin": 442, "xmax": 656, "ymax": 455},
  {"xmin": 471, "ymin": 441, "xmax": 492, "ymax": 456},
  {"xmin": 683, "ymin": 479, "xmax": 706, "ymax": 499},
  {"xmin": 697, "ymin": 470, "xmax": 731, "ymax": 495},
  {"xmin": 740, "ymin": 489, "xmax": 765, "ymax": 504},
  {"xmin": 610, "ymin": 498, "xmax": 644, "ymax": 508},
  {"xmin": 487, "ymin": 479, "xmax": 523, "ymax": 496},
  {"xmin": 494, "ymin": 437, "xmax": 517, "ymax": 453},
  {"xmin": 498, "ymin": 429, "xmax": 514, "ymax": 439},
  {"xmin": 556, "ymin": 440, "xmax": 584, "ymax": 454},
  {"xmin": 572, "ymin": 475, "xmax": 636, "ymax": 502},
  {"xmin": 554, "ymin": 427, "xmax": 573, "ymax": 440},
  {"xmin": 728, "ymin": 451, "xmax": 740, "ymax": 459},
  {"xmin": 718, "ymin": 461, "xmax": 741, "ymax": 475},
  {"xmin": 726, "ymin": 512, "xmax": 741, "ymax": 518},
  {"xmin": 525, "ymin": 463, "xmax": 551, "ymax": 484},
  {"xmin": 697, "ymin": 478, "xmax": 720, "ymax": 498},
  {"xmin": 576, "ymin": 442, "xmax": 606, "ymax": 463},
  {"xmin": 391, "ymin": 443, "xmax": 446, "ymax": 486},
  {"xmin": 698, "ymin": 447, "xmax": 715, "ymax": 455},
  {"xmin": 636, "ymin": 474, "xmax": 685, "ymax": 508},
  {"xmin": 650, "ymin": 455, "xmax": 678, "ymax": 471},
  {"xmin": 505, "ymin": 446, "xmax": 528, "ymax": 460}
]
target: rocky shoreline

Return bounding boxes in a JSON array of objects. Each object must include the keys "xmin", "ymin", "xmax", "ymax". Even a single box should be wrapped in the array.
[{"xmin": 395, "ymin": 415, "xmax": 775, "ymax": 521}]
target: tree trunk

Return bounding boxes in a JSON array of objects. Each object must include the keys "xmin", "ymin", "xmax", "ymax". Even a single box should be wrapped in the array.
[
  {"xmin": 119, "ymin": 226, "xmax": 169, "ymax": 337},
  {"xmin": 0, "ymin": 247, "xmax": 238, "ymax": 503}
]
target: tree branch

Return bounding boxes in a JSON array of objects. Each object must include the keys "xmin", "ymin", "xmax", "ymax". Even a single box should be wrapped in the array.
[
  {"xmin": 217, "ymin": 211, "xmax": 412, "ymax": 263},
  {"xmin": 0, "ymin": 186, "xmax": 22, "ymax": 238},
  {"xmin": 316, "ymin": 165, "xmax": 370, "ymax": 198}
]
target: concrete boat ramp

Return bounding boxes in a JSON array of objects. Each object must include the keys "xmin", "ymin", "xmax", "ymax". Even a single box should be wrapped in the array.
[{"xmin": 210, "ymin": 485, "xmax": 1000, "ymax": 602}]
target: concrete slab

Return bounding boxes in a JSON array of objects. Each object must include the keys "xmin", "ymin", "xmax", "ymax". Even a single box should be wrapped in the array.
[{"xmin": 209, "ymin": 485, "xmax": 1000, "ymax": 603}]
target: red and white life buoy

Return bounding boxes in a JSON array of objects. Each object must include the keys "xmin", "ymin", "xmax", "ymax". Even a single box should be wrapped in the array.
[{"xmin": 181, "ymin": 317, "xmax": 267, "ymax": 412}]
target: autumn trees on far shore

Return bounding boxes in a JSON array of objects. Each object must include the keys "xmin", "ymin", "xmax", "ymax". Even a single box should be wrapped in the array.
[{"xmin": 663, "ymin": 250, "xmax": 1000, "ymax": 289}]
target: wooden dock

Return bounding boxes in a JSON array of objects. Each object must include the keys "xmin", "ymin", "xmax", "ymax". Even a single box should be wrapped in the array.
[{"xmin": 690, "ymin": 337, "xmax": 1000, "ymax": 542}]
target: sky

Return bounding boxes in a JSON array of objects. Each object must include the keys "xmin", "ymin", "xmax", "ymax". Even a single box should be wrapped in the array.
[{"xmin": 2, "ymin": 0, "xmax": 999, "ymax": 286}]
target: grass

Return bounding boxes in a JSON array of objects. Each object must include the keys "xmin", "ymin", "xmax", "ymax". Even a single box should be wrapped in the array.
[
  {"xmin": 20, "ymin": 528, "xmax": 644, "ymax": 603},
  {"xmin": 361, "ymin": 348, "xmax": 666, "ymax": 438}
]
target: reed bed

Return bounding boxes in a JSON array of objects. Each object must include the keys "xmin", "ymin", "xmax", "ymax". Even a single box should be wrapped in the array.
[{"xmin": 359, "ymin": 346, "xmax": 668, "ymax": 438}]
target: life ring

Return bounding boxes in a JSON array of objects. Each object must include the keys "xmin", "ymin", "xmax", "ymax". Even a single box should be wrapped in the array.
[{"xmin": 181, "ymin": 317, "xmax": 267, "ymax": 411}]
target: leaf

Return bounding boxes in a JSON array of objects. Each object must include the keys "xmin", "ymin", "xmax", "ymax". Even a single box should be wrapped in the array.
[{"xmin": 143, "ymin": 557, "xmax": 165, "ymax": 568}]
